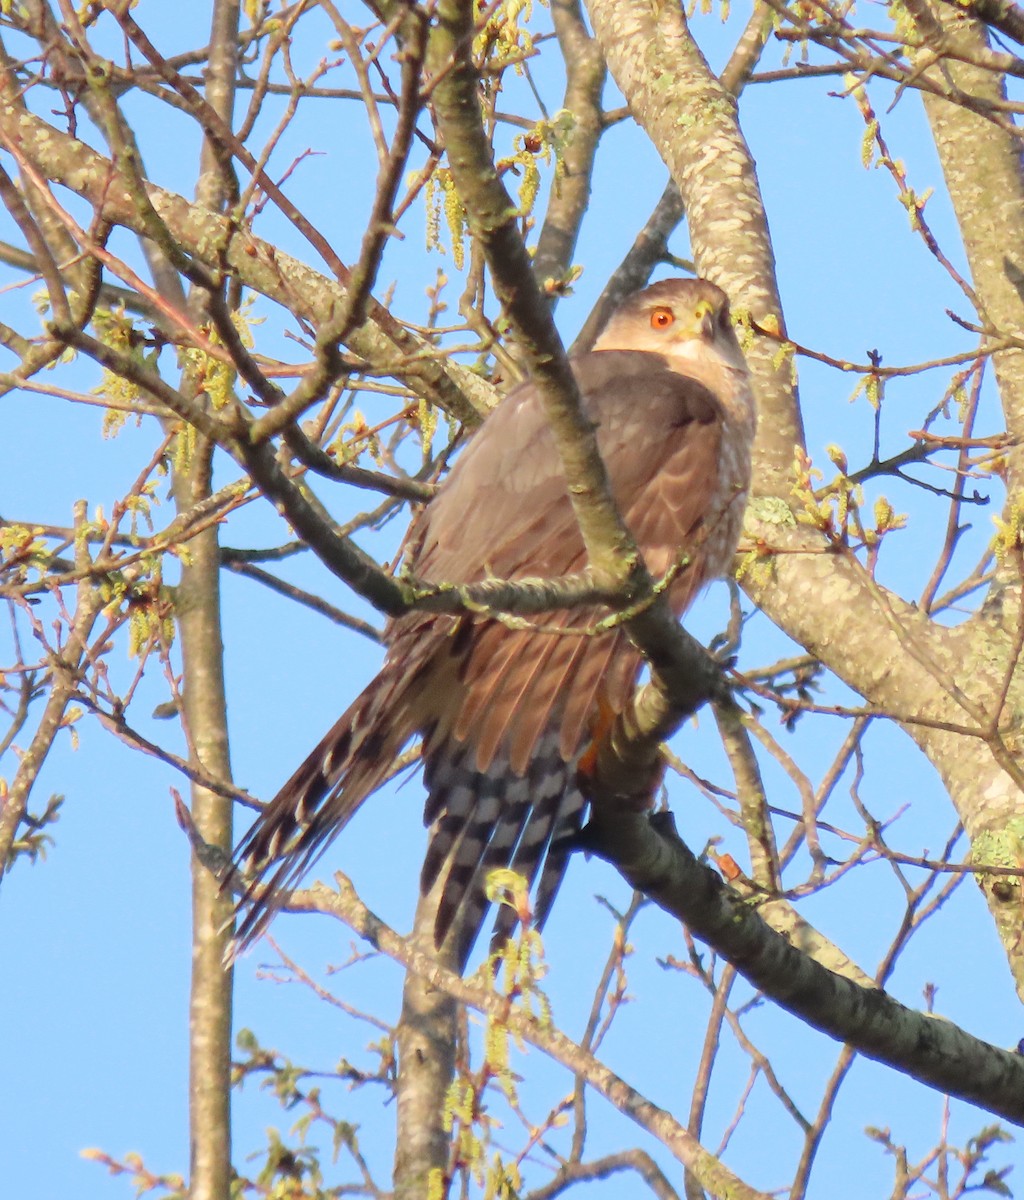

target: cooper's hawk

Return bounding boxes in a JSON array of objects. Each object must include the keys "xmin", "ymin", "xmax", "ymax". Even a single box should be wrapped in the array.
[{"xmin": 233, "ymin": 278, "xmax": 755, "ymax": 966}]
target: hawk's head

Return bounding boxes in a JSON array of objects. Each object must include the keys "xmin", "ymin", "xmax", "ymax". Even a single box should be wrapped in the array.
[{"xmin": 593, "ymin": 278, "xmax": 748, "ymax": 378}]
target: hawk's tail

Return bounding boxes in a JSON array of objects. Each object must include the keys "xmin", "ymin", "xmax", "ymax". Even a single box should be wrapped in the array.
[
  {"xmin": 229, "ymin": 665, "xmax": 417, "ymax": 956},
  {"xmin": 422, "ymin": 726, "xmax": 586, "ymax": 970},
  {"xmin": 230, "ymin": 645, "xmax": 598, "ymax": 968}
]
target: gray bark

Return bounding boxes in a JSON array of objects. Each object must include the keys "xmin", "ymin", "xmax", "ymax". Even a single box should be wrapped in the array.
[{"xmin": 181, "ymin": 6, "xmax": 239, "ymax": 1197}]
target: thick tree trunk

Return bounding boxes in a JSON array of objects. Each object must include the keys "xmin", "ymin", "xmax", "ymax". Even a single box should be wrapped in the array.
[{"xmin": 912, "ymin": 2, "xmax": 1024, "ymax": 993}]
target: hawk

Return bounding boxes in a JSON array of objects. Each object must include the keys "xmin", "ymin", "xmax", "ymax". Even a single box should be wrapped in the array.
[{"xmin": 233, "ymin": 278, "xmax": 755, "ymax": 967}]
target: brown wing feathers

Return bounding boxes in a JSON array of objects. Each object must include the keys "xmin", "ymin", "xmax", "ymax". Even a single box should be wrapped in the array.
[{"xmin": 232, "ymin": 307, "xmax": 739, "ymax": 966}]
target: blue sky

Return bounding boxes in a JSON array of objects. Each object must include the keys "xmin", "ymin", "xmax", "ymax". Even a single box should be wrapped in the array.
[{"xmin": 2, "ymin": 1, "xmax": 1019, "ymax": 1196}]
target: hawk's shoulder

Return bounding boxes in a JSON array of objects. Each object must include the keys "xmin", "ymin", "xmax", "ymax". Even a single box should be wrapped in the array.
[{"xmin": 571, "ymin": 349, "xmax": 726, "ymax": 430}]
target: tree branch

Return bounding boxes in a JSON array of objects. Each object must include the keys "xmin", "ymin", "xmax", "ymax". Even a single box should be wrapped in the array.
[
  {"xmin": 579, "ymin": 802, "xmax": 1024, "ymax": 1127},
  {"xmin": 294, "ymin": 876, "xmax": 773, "ymax": 1200}
]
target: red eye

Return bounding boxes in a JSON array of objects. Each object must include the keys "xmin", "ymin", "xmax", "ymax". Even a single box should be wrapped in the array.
[{"xmin": 650, "ymin": 307, "xmax": 674, "ymax": 330}]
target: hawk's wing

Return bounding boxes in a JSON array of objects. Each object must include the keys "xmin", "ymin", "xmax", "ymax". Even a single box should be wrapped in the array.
[
  {"xmin": 393, "ymin": 349, "xmax": 727, "ymax": 759},
  {"xmin": 407, "ymin": 349, "xmax": 725, "ymax": 588}
]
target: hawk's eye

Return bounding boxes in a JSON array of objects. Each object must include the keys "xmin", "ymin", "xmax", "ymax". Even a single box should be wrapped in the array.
[{"xmin": 650, "ymin": 307, "xmax": 674, "ymax": 330}]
